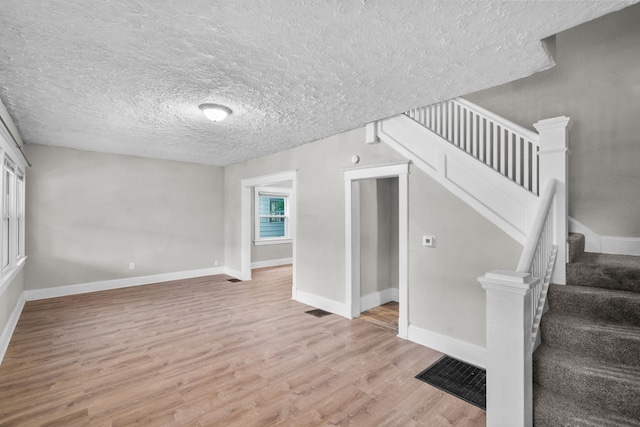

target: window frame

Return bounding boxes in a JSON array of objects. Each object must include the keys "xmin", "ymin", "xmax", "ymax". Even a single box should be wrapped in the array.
[
  {"xmin": 0, "ymin": 127, "xmax": 28, "ymax": 293},
  {"xmin": 254, "ymin": 186, "xmax": 292, "ymax": 245}
]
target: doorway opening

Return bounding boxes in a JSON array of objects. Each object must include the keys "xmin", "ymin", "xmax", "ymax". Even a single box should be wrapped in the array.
[
  {"xmin": 344, "ymin": 162, "xmax": 409, "ymax": 338},
  {"xmin": 357, "ymin": 177, "xmax": 399, "ymax": 333},
  {"xmin": 240, "ymin": 170, "xmax": 297, "ymax": 298}
]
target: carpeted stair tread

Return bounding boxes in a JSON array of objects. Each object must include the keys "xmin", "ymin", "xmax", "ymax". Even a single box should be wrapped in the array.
[
  {"xmin": 541, "ymin": 311, "xmax": 640, "ymax": 366},
  {"xmin": 548, "ymin": 284, "xmax": 640, "ymax": 326},
  {"xmin": 533, "ymin": 344, "xmax": 640, "ymax": 419},
  {"xmin": 568, "ymin": 252, "xmax": 640, "ymax": 293},
  {"xmin": 534, "ymin": 385, "xmax": 640, "ymax": 427}
]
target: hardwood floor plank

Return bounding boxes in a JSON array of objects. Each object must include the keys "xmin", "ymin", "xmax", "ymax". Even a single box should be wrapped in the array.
[{"xmin": 0, "ymin": 265, "xmax": 485, "ymax": 426}]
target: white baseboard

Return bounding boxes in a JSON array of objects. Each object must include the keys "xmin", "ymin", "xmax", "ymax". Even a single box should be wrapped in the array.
[
  {"xmin": 23, "ymin": 267, "xmax": 227, "ymax": 301},
  {"xmin": 569, "ymin": 217, "xmax": 640, "ymax": 256},
  {"xmin": 223, "ymin": 266, "xmax": 250, "ymax": 281},
  {"xmin": 294, "ymin": 290, "xmax": 349, "ymax": 318},
  {"xmin": 360, "ymin": 287, "xmax": 399, "ymax": 312},
  {"xmin": 250, "ymin": 257, "xmax": 293, "ymax": 269},
  {"xmin": 0, "ymin": 292, "xmax": 25, "ymax": 365},
  {"xmin": 408, "ymin": 324, "xmax": 487, "ymax": 369}
]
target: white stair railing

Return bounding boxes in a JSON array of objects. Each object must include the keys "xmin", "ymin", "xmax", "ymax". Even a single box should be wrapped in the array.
[
  {"xmin": 478, "ymin": 112, "xmax": 571, "ymax": 427},
  {"xmin": 515, "ymin": 179, "xmax": 558, "ymax": 351},
  {"xmin": 406, "ymin": 98, "xmax": 540, "ymax": 195}
]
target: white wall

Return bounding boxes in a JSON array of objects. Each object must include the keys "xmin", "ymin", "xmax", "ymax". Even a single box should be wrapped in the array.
[
  {"xmin": 467, "ymin": 4, "xmax": 640, "ymax": 238},
  {"xmin": 225, "ymin": 127, "xmax": 521, "ymax": 347},
  {"xmin": 25, "ymin": 145, "xmax": 225, "ymax": 290}
]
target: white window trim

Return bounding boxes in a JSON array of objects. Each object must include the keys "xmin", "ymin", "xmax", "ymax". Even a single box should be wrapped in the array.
[
  {"xmin": 0, "ymin": 124, "xmax": 28, "ymax": 293},
  {"xmin": 254, "ymin": 186, "xmax": 292, "ymax": 245}
]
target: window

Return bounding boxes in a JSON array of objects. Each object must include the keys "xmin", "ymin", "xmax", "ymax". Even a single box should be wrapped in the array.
[
  {"xmin": 2, "ymin": 156, "xmax": 25, "ymax": 273},
  {"xmin": 3, "ymin": 158, "xmax": 15, "ymax": 269},
  {"xmin": 255, "ymin": 187, "xmax": 291, "ymax": 244}
]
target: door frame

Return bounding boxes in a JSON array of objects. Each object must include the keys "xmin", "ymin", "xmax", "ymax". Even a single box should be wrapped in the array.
[
  {"xmin": 240, "ymin": 170, "xmax": 297, "ymax": 297},
  {"xmin": 344, "ymin": 162, "xmax": 409, "ymax": 338}
]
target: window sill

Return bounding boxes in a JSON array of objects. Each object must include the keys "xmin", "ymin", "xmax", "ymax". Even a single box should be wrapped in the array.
[
  {"xmin": 254, "ymin": 238, "xmax": 293, "ymax": 246},
  {"xmin": 0, "ymin": 256, "xmax": 27, "ymax": 295}
]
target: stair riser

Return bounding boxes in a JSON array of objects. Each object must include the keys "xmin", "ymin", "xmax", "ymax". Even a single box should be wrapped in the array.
[
  {"xmin": 534, "ymin": 357, "xmax": 640, "ymax": 419},
  {"xmin": 541, "ymin": 317, "xmax": 640, "ymax": 366},
  {"xmin": 567, "ymin": 233, "xmax": 585, "ymax": 263},
  {"xmin": 567, "ymin": 265, "xmax": 640, "ymax": 293},
  {"xmin": 549, "ymin": 287, "xmax": 640, "ymax": 326}
]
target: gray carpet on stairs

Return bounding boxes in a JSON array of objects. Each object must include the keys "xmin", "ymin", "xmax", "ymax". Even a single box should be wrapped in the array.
[{"xmin": 533, "ymin": 234, "xmax": 640, "ymax": 427}]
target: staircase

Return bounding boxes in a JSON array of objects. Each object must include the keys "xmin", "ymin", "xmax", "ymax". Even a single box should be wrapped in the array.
[
  {"xmin": 373, "ymin": 97, "xmax": 571, "ymax": 424},
  {"xmin": 533, "ymin": 233, "xmax": 640, "ymax": 426}
]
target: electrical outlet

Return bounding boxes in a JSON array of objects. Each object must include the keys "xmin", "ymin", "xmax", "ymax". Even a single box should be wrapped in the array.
[
  {"xmin": 129, "ymin": 262, "xmax": 136, "ymax": 270},
  {"xmin": 422, "ymin": 235, "xmax": 436, "ymax": 247},
  {"xmin": 214, "ymin": 260, "xmax": 219, "ymax": 266}
]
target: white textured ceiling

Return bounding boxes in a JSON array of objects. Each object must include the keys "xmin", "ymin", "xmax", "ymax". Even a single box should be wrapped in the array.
[{"xmin": 0, "ymin": 1, "xmax": 636, "ymax": 166}]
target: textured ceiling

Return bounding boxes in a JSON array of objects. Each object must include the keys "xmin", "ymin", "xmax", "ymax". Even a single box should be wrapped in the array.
[{"xmin": 0, "ymin": 1, "xmax": 636, "ymax": 166}]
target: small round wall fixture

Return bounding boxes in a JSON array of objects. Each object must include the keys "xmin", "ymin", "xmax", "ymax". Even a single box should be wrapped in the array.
[{"xmin": 199, "ymin": 103, "xmax": 232, "ymax": 122}]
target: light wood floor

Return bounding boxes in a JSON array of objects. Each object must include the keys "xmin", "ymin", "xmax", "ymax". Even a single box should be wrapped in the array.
[
  {"xmin": 0, "ymin": 265, "xmax": 485, "ymax": 426},
  {"xmin": 359, "ymin": 301, "xmax": 399, "ymax": 334}
]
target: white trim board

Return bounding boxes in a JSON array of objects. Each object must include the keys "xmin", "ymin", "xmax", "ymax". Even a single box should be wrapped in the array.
[
  {"xmin": 24, "ymin": 266, "xmax": 227, "ymax": 301},
  {"xmin": 0, "ymin": 292, "xmax": 25, "ymax": 365},
  {"xmin": 294, "ymin": 290, "xmax": 349, "ymax": 318},
  {"xmin": 0, "ymin": 259, "xmax": 26, "ymax": 298},
  {"xmin": 360, "ymin": 287, "xmax": 399, "ymax": 313},
  {"xmin": 223, "ymin": 266, "xmax": 248, "ymax": 281},
  {"xmin": 250, "ymin": 258, "xmax": 293, "ymax": 269},
  {"xmin": 408, "ymin": 324, "xmax": 487, "ymax": 369},
  {"xmin": 569, "ymin": 217, "xmax": 640, "ymax": 256}
]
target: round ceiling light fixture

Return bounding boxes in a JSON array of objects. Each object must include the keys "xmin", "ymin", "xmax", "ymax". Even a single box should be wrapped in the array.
[{"xmin": 199, "ymin": 103, "xmax": 232, "ymax": 122}]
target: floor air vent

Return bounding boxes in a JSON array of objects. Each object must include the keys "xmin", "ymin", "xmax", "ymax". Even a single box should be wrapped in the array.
[
  {"xmin": 305, "ymin": 309, "xmax": 332, "ymax": 317},
  {"xmin": 415, "ymin": 355, "xmax": 486, "ymax": 410}
]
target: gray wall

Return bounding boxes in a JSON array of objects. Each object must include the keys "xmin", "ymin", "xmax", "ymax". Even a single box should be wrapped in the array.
[
  {"xmin": 225, "ymin": 127, "xmax": 521, "ymax": 346},
  {"xmin": 409, "ymin": 166, "xmax": 521, "ymax": 345},
  {"xmin": 360, "ymin": 177, "xmax": 399, "ymax": 296},
  {"xmin": 466, "ymin": 4, "xmax": 640, "ymax": 238},
  {"xmin": 25, "ymin": 145, "xmax": 225, "ymax": 290},
  {"xmin": 225, "ymin": 128, "xmax": 407, "ymax": 302}
]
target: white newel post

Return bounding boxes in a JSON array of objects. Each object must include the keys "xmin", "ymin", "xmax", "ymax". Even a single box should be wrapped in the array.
[
  {"xmin": 534, "ymin": 117, "xmax": 571, "ymax": 285},
  {"xmin": 479, "ymin": 270, "xmax": 537, "ymax": 427}
]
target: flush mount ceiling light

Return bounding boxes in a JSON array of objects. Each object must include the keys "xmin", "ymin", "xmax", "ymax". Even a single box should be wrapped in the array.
[{"xmin": 199, "ymin": 103, "xmax": 232, "ymax": 122}]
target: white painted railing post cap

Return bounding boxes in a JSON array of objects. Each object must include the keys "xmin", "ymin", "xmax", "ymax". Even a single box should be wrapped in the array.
[
  {"xmin": 478, "ymin": 270, "xmax": 537, "ymax": 293},
  {"xmin": 533, "ymin": 116, "xmax": 573, "ymax": 132}
]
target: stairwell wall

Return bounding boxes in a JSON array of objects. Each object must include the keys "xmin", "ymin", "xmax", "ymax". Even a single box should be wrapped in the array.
[{"xmin": 466, "ymin": 4, "xmax": 640, "ymax": 239}]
